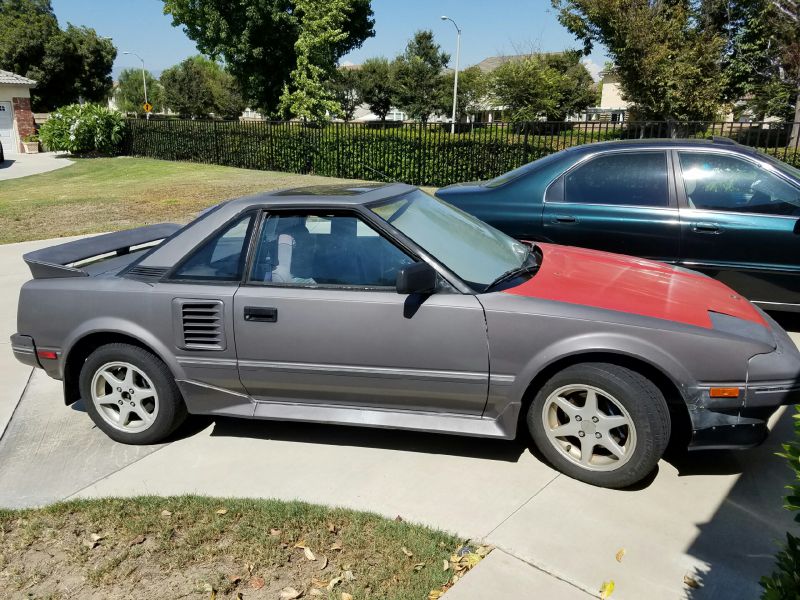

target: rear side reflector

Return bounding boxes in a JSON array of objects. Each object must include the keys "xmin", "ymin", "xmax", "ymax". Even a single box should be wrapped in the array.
[
  {"xmin": 709, "ymin": 387, "xmax": 740, "ymax": 398},
  {"xmin": 37, "ymin": 350, "xmax": 58, "ymax": 360}
]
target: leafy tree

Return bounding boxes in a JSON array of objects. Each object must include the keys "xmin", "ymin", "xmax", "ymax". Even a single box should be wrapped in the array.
[
  {"xmin": 115, "ymin": 68, "xmax": 163, "ymax": 115},
  {"xmin": 161, "ymin": 58, "xmax": 215, "ymax": 118},
  {"xmin": 0, "ymin": 0, "xmax": 115, "ymax": 110},
  {"xmin": 553, "ymin": 0, "xmax": 726, "ymax": 122},
  {"xmin": 162, "ymin": 0, "xmax": 374, "ymax": 116},
  {"xmin": 540, "ymin": 51, "xmax": 596, "ymax": 120},
  {"xmin": 392, "ymin": 30, "xmax": 449, "ymax": 122},
  {"xmin": 437, "ymin": 66, "xmax": 487, "ymax": 121},
  {"xmin": 489, "ymin": 56, "xmax": 564, "ymax": 122},
  {"xmin": 327, "ymin": 67, "xmax": 361, "ymax": 121},
  {"xmin": 279, "ymin": 0, "xmax": 351, "ymax": 122},
  {"xmin": 356, "ymin": 57, "xmax": 394, "ymax": 122},
  {"xmin": 188, "ymin": 56, "xmax": 246, "ymax": 119}
]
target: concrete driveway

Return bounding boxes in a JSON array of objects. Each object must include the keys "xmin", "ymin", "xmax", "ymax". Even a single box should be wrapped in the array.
[
  {"xmin": 0, "ymin": 237, "xmax": 798, "ymax": 600},
  {"xmin": 0, "ymin": 151, "xmax": 73, "ymax": 181}
]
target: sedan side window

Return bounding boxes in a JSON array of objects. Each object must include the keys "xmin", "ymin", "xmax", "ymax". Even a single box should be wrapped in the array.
[
  {"xmin": 172, "ymin": 213, "xmax": 254, "ymax": 281},
  {"xmin": 561, "ymin": 152, "xmax": 670, "ymax": 207},
  {"xmin": 678, "ymin": 152, "xmax": 800, "ymax": 216},
  {"xmin": 250, "ymin": 212, "xmax": 415, "ymax": 288}
]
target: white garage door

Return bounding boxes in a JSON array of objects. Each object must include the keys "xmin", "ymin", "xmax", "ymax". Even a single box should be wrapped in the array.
[{"xmin": 0, "ymin": 101, "xmax": 15, "ymax": 155}]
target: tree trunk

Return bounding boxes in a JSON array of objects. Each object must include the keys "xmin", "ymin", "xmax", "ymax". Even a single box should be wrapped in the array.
[{"xmin": 790, "ymin": 89, "xmax": 800, "ymax": 149}]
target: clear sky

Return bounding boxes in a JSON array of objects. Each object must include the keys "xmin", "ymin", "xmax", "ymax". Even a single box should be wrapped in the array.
[{"xmin": 50, "ymin": 0, "xmax": 609, "ymax": 80}]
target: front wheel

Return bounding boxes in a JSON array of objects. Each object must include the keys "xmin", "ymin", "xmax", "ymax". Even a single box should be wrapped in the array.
[
  {"xmin": 79, "ymin": 343, "xmax": 187, "ymax": 444},
  {"xmin": 527, "ymin": 363, "xmax": 671, "ymax": 488}
]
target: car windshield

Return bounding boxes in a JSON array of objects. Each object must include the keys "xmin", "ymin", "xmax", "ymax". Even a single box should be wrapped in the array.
[{"xmin": 370, "ymin": 190, "xmax": 531, "ymax": 290}]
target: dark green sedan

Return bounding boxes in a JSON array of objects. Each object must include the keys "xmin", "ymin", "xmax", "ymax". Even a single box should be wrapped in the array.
[{"xmin": 436, "ymin": 138, "xmax": 800, "ymax": 312}]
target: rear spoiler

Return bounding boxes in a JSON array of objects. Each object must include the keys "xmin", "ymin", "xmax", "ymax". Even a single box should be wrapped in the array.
[{"xmin": 23, "ymin": 223, "xmax": 181, "ymax": 279}]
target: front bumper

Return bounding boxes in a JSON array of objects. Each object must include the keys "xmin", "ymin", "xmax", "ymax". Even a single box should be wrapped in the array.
[{"xmin": 688, "ymin": 312, "xmax": 800, "ymax": 450}]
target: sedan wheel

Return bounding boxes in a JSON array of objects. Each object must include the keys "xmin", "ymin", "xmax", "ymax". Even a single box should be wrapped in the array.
[
  {"xmin": 91, "ymin": 361, "xmax": 160, "ymax": 433},
  {"xmin": 528, "ymin": 362, "xmax": 671, "ymax": 488},
  {"xmin": 80, "ymin": 343, "xmax": 186, "ymax": 444}
]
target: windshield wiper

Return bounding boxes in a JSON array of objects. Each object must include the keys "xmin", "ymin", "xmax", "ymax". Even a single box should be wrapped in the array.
[{"xmin": 485, "ymin": 247, "xmax": 538, "ymax": 292}]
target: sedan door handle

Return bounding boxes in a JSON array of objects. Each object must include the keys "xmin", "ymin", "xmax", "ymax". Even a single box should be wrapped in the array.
[
  {"xmin": 553, "ymin": 215, "xmax": 578, "ymax": 224},
  {"xmin": 691, "ymin": 222, "xmax": 721, "ymax": 234},
  {"xmin": 244, "ymin": 306, "xmax": 278, "ymax": 322}
]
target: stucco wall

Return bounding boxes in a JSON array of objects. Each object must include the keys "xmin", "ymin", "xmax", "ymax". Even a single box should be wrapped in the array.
[
  {"xmin": 0, "ymin": 84, "xmax": 34, "ymax": 153},
  {"xmin": 0, "ymin": 84, "xmax": 32, "ymax": 101},
  {"xmin": 599, "ymin": 76, "xmax": 629, "ymax": 110}
]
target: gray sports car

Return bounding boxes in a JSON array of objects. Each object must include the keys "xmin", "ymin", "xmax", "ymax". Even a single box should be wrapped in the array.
[{"xmin": 11, "ymin": 184, "xmax": 800, "ymax": 488}]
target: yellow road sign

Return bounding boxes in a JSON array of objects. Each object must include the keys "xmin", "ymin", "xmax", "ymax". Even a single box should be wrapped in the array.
[{"xmin": 143, "ymin": 102, "xmax": 153, "ymax": 113}]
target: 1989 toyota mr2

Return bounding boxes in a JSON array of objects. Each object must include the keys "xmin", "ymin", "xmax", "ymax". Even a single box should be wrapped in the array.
[{"xmin": 11, "ymin": 184, "xmax": 800, "ymax": 488}]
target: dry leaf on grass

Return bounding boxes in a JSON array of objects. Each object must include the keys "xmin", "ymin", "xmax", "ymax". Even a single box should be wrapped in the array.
[
  {"xmin": 428, "ymin": 591, "xmax": 444, "ymax": 600},
  {"xmin": 319, "ymin": 555, "xmax": 328, "ymax": 570},
  {"xmin": 82, "ymin": 539, "xmax": 100, "ymax": 550},
  {"xmin": 311, "ymin": 578, "xmax": 329, "ymax": 588},
  {"xmin": 215, "ymin": 508, "xmax": 228, "ymax": 515},
  {"xmin": 683, "ymin": 575, "xmax": 700, "ymax": 589},
  {"xmin": 327, "ymin": 576, "xmax": 342, "ymax": 591},
  {"xmin": 401, "ymin": 546, "xmax": 413, "ymax": 558},
  {"xmin": 330, "ymin": 541, "xmax": 343, "ymax": 551},
  {"xmin": 341, "ymin": 593, "xmax": 353, "ymax": 600},
  {"xmin": 228, "ymin": 575, "xmax": 241, "ymax": 585},
  {"xmin": 90, "ymin": 533, "xmax": 105, "ymax": 542},
  {"xmin": 249, "ymin": 576, "xmax": 265, "ymax": 590},
  {"xmin": 128, "ymin": 534, "xmax": 146, "ymax": 546},
  {"xmin": 279, "ymin": 587, "xmax": 303, "ymax": 599},
  {"xmin": 310, "ymin": 591, "xmax": 323, "ymax": 597},
  {"xmin": 413, "ymin": 562, "xmax": 426, "ymax": 571},
  {"xmin": 600, "ymin": 580, "xmax": 615, "ymax": 599},
  {"xmin": 343, "ymin": 570, "xmax": 355, "ymax": 582},
  {"xmin": 442, "ymin": 559, "xmax": 449, "ymax": 571},
  {"xmin": 294, "ymin": 540, "xmax": 307, "ymax": 549},
  {"xmin": 270, "ymin": 528, "xmax": 282, "ymax": 537},
  {"xmin": 304, "ymin": 546, "xmax": 317, "ymax": 561},
  {"xmin": 202, "ymin": 582, "xmax": 216, "ymax": 600},
  {"xmin": 328, "ymin": 522, "xmax": 337, "ymax": 533},
  {"xmin": 160, "ymin": 509, "xmax": 172, "ymax": 517}
]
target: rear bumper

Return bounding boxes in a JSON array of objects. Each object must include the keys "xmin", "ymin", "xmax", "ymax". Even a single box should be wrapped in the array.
[{"xmin": 10, "ymin": 333, "xmax": 40, "ymax": 368}]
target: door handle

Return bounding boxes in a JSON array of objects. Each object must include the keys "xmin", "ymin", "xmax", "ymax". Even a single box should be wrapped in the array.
[
  {"xmin": 691, "ymin": 222, "xmax": 721, "ymax": 234},
  {"xmin": 553, "ymin": 215, "xmax": 578, "ymax": 224},
  {"xmin": 244, "ymin": 306, "xmax": 278, "ymax": 322}
]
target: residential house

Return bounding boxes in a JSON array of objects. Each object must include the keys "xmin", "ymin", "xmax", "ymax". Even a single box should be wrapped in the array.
[
  {"xmin": 0, "ymin": 70, "xmax": 37, "ymax": 154},
  {"xmin": 584, "ymin": 70, "xmax": 629, "ymax": 122}
]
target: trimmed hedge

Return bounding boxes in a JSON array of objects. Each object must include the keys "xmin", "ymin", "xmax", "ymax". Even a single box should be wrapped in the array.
[{"xmin": 122, "ymin": 119, "xmax": 800, "ymax": 187}]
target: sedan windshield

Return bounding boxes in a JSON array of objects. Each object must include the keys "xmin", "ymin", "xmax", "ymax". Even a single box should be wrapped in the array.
[{"xmin": 370, "ymin": 190, "xmax": 531, "ymax": 290}]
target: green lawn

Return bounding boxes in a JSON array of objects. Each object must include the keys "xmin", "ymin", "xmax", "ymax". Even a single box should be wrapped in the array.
[
  {"xmin": 0, "ymin": 157, "xmax": 364, "ymax": 244},
  {"xmin": 0, "ymin": 496, "xmax": 484, "ymax": 600}
]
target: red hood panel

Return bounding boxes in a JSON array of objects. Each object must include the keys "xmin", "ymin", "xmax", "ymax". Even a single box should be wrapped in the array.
[{"xmin": 505, "ymin": 243, "xmax": 767, "ymax": 329}]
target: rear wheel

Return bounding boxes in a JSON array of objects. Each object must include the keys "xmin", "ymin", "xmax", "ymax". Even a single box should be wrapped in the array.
[
  {"xmin": 527, "ymin": 363, "xmax": 671, "ymax": 488},
  {"xmin": 80, "ymin": 343, "xmax": 186, "ymax": 444}
]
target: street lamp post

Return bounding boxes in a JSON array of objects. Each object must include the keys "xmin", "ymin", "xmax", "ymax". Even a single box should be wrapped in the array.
[
  {"xmin": 440, "ymin": 16, "xmax": 461, "ymax": 134},
  {"xmin": 123, "ymin": 51, "xmax": 149, "ymax": 119}
]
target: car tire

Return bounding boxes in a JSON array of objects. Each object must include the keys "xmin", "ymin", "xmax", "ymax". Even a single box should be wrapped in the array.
[
  {"xmin": 527, "ymin": 362, "xmax": 671, "ymax": 489},
  {"xmin": 79, "ymin": 343, "xmax": 187, "ymax": 445}
]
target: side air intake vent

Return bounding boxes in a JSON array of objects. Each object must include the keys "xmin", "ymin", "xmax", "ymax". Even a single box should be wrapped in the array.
[
  {"xmin": 173, "ymin": 299, "xmax": 225, "ymax": 350},
  {"xmin": 126, "ymin": 265, "xmax": 169, "ymax": 282}
]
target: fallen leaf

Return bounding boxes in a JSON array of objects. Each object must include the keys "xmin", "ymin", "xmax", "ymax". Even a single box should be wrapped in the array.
[
  {"xmin": 229, "ymin": 575, "xmax": 241, "ymax": 585},
  {"xmin": 311, "ymin": 578, "xmax": 329, "ymax": 588},
  {"xmin": 215, "ymin": 508, "xmax": 228, "ymax": 515},
  {"xmin": 246, "ymin": 563, "xmax": 254, "ymax": 575},
  {"xmin": 294, "ymin": 540, "xmax": 307, "ymax": 549},
  {"xmin": 328, "ymin": 522, "xmax": 337, "ymax": 533},
  {"xmin": 160, "ymin": 509, "xmax": 172, "ymax": 517},
  {"xmin": 310, "ymin": 591, "xmax": 323, "ymax": 597},
  {"xmin": 442, "ymin": 559, "xmax": 449, "ymax": 571},
  {"xmin": 249, "ymin": 576, "xmax": 265, "ymax": 590},
  {"xmin": 279, "ymin": 587, "xmax": 303, "ymax": 599},
  {"xmin": 615, "ymin": 548, "xmax": 626, "ymax": 563},
  {"xmin": 428, "ymin": 591, "xmax": 444, "ymax": 600},
  {"xmin": 270, "ymin": 528, "xmax": 282, "ymax": 537},
  {"xmin": 341, "ymin": 594, "xmax": 353, "ymax": 600},
  {"xmin": 600, "ymin": 580, "xmax": 615, "ymax": 599},
  {"xmin": 319, "ymin": 555, "xmax": 328, "ymax": 570},
  {"xmin": 82, "ymin": 539, "xmax": 99, "ymax": 550},
  {"xmin": 129, "ymin": 534, "xmax": 146, "ymax": 547},
  {"xmin": 683, "ymin": 575, "xmax": 700, "ymax": 589},
  {"xmin": 401, "ymin": 547, "xmax": 413, "ymax": 558},
  {"xmin": 475, "ymin": 545, "xmax": 492, "ymax": 557},
  {"xmin": 330, "ymin": 541, "xmax": 343, "ymax": 551},
  {"xmin": 343, "ymin": 570, "xmax": 355, "ymax": 581},
  {"xmin": 327, "ymin": 576, "xmax": 342, "ymax": 591},
  {"xmin": 413, "ymin": 562, "xmax": 425, "ymax": 571},
  {"xmin": 90, "ymin": 533, "xmax": 105, "ymax": 542},
  {"xmin": 304, "ymin": 546, "xmax": 316, "ymax": 561},
  {"xmin": 202, "ymin": 582, "xmax": 216, "ymax": 600},
  {"xmin": 236, "ymin": 594, "xmax": 243, "ymax": 600}
]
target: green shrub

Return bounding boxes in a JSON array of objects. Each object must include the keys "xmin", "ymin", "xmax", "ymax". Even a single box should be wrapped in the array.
[
  {"xmin": 39, "ymin": 104, "xmax": 126, "ymax": 155},
  {"xmin": 760, "ymin": 406, "xmax": 800, "ymax": 600}
]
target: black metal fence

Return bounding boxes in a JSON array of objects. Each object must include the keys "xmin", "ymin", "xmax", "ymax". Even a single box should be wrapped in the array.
[{"xmin": 122, "ymin": 119, "xmax": 800, "ymax": 187}]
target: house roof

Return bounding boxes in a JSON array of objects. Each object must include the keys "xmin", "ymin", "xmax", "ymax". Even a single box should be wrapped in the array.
[
  {"xmin": 0, "ymin": 70, "xmax": 36, "ymax": 86},
  {"xmin": 473, "ymin": 52, "xmax": 563, "ymax": 73}
]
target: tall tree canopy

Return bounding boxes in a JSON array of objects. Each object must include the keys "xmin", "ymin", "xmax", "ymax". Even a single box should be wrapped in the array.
[
  {"xmin": 115, "ymin": 68, "xmax": 163, "ymax": 115},
  {"xmin": 356, "ymin": 57, "xmax": 394, "ymax": 121},
  {"xmin": 553, "ymin": 0, "xmax": 725, "ymax": 121},
  {"xmin": 160, "ymin": 56, "xmax": 245, "ymax": 119},
  {"xmin": 327, "ymin": 67, "xmax": 361, "ymax": 121},
  {"xmin": 0, "ymin": 0, "xmax": 115, "ymax": 110},
  {"xmin": 162, "ymin": 0, "xmax": 374, "ymax": 116},
  {"xmin": 437, "ymin": 66, "xmax": 488, "ymax": 121},
  {"xmin": 392, "ymin": 30, "xmax": 449, "ymax": 122}
]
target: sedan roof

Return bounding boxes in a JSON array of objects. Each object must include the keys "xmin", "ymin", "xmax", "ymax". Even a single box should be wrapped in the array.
[{"xmin": 225, "ymin": 182, "xmax": 416, "ymax": 211}]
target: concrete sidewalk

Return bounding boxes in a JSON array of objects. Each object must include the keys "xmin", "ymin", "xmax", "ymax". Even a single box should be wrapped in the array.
[
  {"xmin": 0, "ymin": 237, "xmax": 797, "ymax": 600},
  {"xmin": 0, "ymin": 152, "xmax": 73, "ymax": 181}
]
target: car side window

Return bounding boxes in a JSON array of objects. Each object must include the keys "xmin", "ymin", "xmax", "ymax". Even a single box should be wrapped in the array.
[
  {"xmin": 561, "ymin": 152, "xmax": 670, "ymax": 207},
  {"xmin": 678, "ymin": 152, "xmax": 800, "ymax": 216},
  {"xmin": 249, "ymin": 212, "xmax": 415, "ymax": 288},
  {"xmin": 172, "ymin": 213, "xmax": 254, "ymax": 281}
]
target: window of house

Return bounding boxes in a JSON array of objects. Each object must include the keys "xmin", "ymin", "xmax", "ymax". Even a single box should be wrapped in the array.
[
  {"xmin": 679, "ymin": 152, "xmax": 800, "ymax": 216},
  {"xmin": 172, "ymin": 213, "xmax": 254, "ymax": 281},
  {"xmin": 249, "ymin": 213, "xmax": 414, "ymax": 287},
  {"xmin": 560, "ymin": 152, "xmax": 670, "ymax": 207}
]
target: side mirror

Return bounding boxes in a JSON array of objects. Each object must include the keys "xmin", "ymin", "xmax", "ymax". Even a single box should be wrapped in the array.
[{"xmin": 396, "ymin": 262, "xmax": 438, "ymax": 295}]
